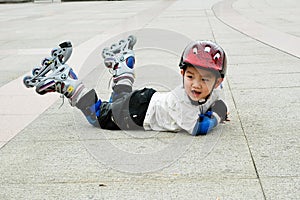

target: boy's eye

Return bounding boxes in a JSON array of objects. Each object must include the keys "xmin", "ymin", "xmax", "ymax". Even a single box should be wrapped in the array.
[
  {"xmin": 187, "ymin": 75, "xmax": 193, "ymax": 79},
  {"xmin": 202, "ymin": 78, "xmax": 210, "ymax": 82}
]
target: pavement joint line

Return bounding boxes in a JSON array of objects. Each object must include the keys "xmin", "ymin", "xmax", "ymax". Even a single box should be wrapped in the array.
[
  {"xmin": 212, "ymin": 0, "xmax": 300, "ymax": 59},
  {"xmin": 226, "ymin": 78, "xmax": 267, "ymax": 199}
]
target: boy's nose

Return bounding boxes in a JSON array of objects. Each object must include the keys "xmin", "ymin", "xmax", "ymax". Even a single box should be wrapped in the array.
[{"xmin": 193, "ymin": 80, "xmax": 202, "ymax": 89}]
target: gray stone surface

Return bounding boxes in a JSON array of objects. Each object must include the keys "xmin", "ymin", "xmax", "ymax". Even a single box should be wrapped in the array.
[
  {"xmin": 0, "ymin": 0, "xmax": 299, "ymax": 199},
  {"xmin": 261, "ymin": 177, "xmax": 300, "ymax": 200}
]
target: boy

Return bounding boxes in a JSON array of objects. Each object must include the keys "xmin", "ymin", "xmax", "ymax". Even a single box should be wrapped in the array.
[{"xmin": 23, "ymin": 36, "xmax": 228, "ymax": 135}]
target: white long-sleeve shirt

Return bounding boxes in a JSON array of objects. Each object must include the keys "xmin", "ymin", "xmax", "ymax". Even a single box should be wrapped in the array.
[{"xmin": 143, "ymin": 85, "xmax": 225, "ymax": 134}]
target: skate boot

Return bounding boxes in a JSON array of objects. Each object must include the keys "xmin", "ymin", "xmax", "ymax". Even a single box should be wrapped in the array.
[
  {"xmin": 102, "ymin": 35, "xmax": 137, "ymax": 88},
  {"xmin": 23, "ymin": 41, "xmax": 85, "ymax": 106}
]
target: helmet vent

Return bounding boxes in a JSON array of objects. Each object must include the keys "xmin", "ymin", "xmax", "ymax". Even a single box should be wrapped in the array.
[
  {"xmin": 204, "ymin": 46, "xmax": 211, "ymax": 52},
  {"xmin": 214, "ymin": 52, "xmax": 221, "ymax": 60},
  {"xmin": 193, "ymin": 47, "xmax": 198, "ymax": 54}
]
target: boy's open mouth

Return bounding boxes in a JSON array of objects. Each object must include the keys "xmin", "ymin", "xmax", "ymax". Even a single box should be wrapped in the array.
[{"xmin": 192, "ymin": 90, "xmax": 201, "ymax": 96}]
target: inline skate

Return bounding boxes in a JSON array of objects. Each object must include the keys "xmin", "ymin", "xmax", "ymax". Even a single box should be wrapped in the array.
[
  {"xmin": 23, "ymin": 41, "xmax": 83, "ymax": 99},
  {"xmin": 102, "ymin": 35, "xmax": 137, "ymax": 85}
]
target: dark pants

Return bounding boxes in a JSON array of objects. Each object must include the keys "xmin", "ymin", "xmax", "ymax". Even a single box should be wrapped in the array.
[
  {"xmin": 99, "ymin": 87, "xmax": 156, "ymax": 130},
  {"xmin": 76, "ymin": 86, "xmax": 156, "ymax": 130}
]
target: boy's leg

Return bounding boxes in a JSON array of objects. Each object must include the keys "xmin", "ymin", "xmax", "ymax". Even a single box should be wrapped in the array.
[
  {"xmin": 110, "ymin": 87, "xmax": 156, "ymax": 130},
  {"xmin": 102, "ymin": 35, "xmax": 136, "ymax": 102},
  {"xmin": 72, "ymin": 35, "xmax": 137, "ymax": 129},
  {"xmin": 75, "ymin": 35, "xmax": 138, "ymax": 129},
  {"xmin": 24, "ymin": 37, "xmax": 138, "ymax": 129},
  {"xmin": 90, "ymin": 35, "xmax": 138, "ymax": 129}
]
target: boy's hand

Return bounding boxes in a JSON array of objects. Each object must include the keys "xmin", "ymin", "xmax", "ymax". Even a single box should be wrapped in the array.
[{"xmin": 192, "ymin": 111, "xmax": 218, "ymax": 136}]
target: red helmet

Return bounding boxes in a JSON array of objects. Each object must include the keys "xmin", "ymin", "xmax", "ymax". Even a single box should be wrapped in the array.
[{"xmin": 179, "ymin": 40, "xmax": 227, "ymax": 78}]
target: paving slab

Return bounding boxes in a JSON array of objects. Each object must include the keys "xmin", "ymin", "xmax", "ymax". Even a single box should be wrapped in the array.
[
  {"xmin": 260, "ymin": 177, "xmax": 300, "ymax": 200},
  {"xmin": 0, "ymin": 178, "xmax": 265, "ymax": 200}
]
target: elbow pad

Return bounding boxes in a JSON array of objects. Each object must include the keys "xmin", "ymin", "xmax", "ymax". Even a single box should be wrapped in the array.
[
  {"xmin": 192, "ymin": 111, "xmax": 218, "ymax": 136},
  {"xmin": 210, "ymin": 100, "xmax": 228, "ymax": 122}
]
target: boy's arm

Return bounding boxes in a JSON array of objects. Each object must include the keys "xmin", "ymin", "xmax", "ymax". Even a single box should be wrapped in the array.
[{"xmin": 192, "ymin": 100, "xmax": 228, "ymax": 136}]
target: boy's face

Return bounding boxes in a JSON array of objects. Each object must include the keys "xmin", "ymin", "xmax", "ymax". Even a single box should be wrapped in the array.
[{"xmin": 182, "ymin": 66, "xmax": 223, "ymax": 102}]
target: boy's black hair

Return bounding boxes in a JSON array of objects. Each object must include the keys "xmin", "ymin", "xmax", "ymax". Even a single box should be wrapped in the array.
[{"xmin": 182, "ymin": 64, "xmax": 221, "ymax": 79}]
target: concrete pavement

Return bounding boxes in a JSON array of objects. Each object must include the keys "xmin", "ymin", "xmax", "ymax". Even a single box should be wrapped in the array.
[{"xmin": 0, "ymin": 0, "xmax": 299, "ymax": 199}]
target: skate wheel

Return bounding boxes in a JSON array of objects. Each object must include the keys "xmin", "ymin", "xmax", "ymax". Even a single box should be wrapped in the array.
[
  {"xmin": 104, "ymin": 58, "xmax": 115, "ymax": 68},
  {"xmin": 102, "ymin": 48, "xmax": 110, "ymax": 58},
  {"xmin": 104, "ymin": 62, "xmax": 112, "ymax": 68},
  {"xmin": 119, "ymin": 39, "xmax": 126, "ymax": 46},
  {"xmin": 41, "ymin": 57, "xmax": 51, "ymax": 67},
  {"xmin": 110, "ymin": 43, "xmax": 117, "ymax": 50},
  {"xmin": 32, "ymin": 67, "xmax": 41, "ymax": 76},
  {"xmin": 23, "ymin": 75, "xmax": 34, "ymax": 88},
  {"xmin": 51, "ymin": 48, "xmax": 60, "ymax": 57},
  {"xmin": 128, "ymin": 35, "xmax": 137, "ymax": 49}
]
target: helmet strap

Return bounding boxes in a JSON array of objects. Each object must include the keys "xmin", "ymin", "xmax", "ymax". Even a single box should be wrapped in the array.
[{"xmin": 197, "ymin": 77, "xmax": 218, "ymax": 105}]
